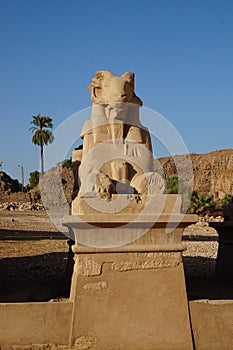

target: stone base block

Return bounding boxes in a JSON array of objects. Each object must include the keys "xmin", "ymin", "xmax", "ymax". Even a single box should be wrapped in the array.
[
  {"xmin": 72, "ymin": 194, "xmax": 182, "ymax": 216},
  {"xmin": 190, "ymin": 299, "xmax": 233, "ymax": 350},
  {"xmin": 69, "ymin": 250, "xmax": 194, "ymax": 349},
  {"xmin": 0, "ymin": 302, "xmax": 73, "ymax": 349}
]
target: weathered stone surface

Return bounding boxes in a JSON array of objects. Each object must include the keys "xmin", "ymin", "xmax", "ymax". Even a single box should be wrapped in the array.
[
  {"xmin": 79, "ymin": 258, "xmax": 102, "ymax": 276},
  {"xmin": 0, "ymin": 302, "xmax": 72, "ymax": 349},
  {"xmin": 11, "ymin": 338, "xmax": 96, "ymax": 350},
  {"xmin": 12, "ymin": 345, "xmax": 54, "ymax": 350},
  {"xmin": 83, "ymin": 281, "xmax": 108, "ymax": 291},
  {"xmin": 69, "ymin": 251, "xmax": 193, "ymax": 350},
  {"xmin": 190, "ymin": 300, "xmax": 233, "ymax": 350},
  {"xmin": 72, "ymin": 149, "xmax": 82, "ymax": 162},
  {"xmin": 95, "ymin": 171, "xmax": 115, "ymax": 200},
  {"xmin": 131, "ymin": 171, "xmax": 165, "ymax": 195},
  {"xmin": 71, "ymin": 193, "xmax": 182, "ymax": 217},
  {"xmin": 111, "ymin": 252, "xmax": 181, "ymax": 272},
  {"xmin": 112, "ymin": 258, "xmax": 180, "ymax": 271},
  {"xmin": 74, "ymin": 336, "xmax": 96, "ymax": 349},
  {"xmin": 137, "ymin": 252, "xmax": 181, "ymax": 258}
]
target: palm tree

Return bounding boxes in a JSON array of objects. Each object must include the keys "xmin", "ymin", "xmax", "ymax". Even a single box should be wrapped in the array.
[{"xmin": 30, "ymin": 114, "xmax": 54, "ymax": 174}]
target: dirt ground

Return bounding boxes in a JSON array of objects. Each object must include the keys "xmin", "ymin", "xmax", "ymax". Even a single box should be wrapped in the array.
[{"xmin": 0, "ymin": 210, "xmax": 232, "ymax": 302}]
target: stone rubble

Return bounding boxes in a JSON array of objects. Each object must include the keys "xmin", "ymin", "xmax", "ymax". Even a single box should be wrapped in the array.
[{"xmin": 0, "ymin": 202, "xmax": 45, "ymax": 211}]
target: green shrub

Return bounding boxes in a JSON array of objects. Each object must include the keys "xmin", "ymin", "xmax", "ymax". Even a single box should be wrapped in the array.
[
  {"xmin": 29, "ymin": 171, "xmax": 40, "ymax": 188},
  {"xmin": 188, "ymin": 192, "xmax": 215, "ymax": 215},
  {"xmin": 62, "ymin": 158, "xmax": 73, "ymax": 168},
  {"xmin": 165, "ymin": 176, "xmax": 192, "ymax": 213},
  {"xmin": 221, "ymin": 193, "xmax": 233, "ymax": 207},
  {"xmin": 24, "ymin": 184, "xmax": 32, "ymax": 192},
  {"xmin": 165, "ymin": 176, "xmax": 179, "ymax": 194}
]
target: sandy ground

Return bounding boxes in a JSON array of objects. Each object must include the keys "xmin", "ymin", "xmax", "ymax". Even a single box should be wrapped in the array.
[
  {"xmin": 0, "ymin": 210, "xmax": 232, "ymax": 302},
  {"xmin": 0, "ymin": 210, "xmax": 218, "ymax": 273}
]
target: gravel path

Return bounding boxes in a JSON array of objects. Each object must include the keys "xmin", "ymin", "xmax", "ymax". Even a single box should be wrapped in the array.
[{"xmin": 182, "ymin": 222, "xmax": 219, "ymax": 277}]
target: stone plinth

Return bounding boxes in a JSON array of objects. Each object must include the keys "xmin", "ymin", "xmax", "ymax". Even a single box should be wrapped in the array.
[
  {"xmin": 190, "ymin": 300, "xmax": 233, "ymax": 350},
  {"xmin": 209, "ymin": 221, "xmax": 233, "ymax": 278},
  {"xmin": 72, "ymin": 194, "xmax": 181, "ymax": 216},
  {"xmin": 64, "ymin": 211, "xmax": 197, "ymax": 250},
  {"xmin": 64, "ymin": 213, "xmax": 197, "ymax": 350},
  {"xmin": 62, "ymin": 71, "xmax": 197, "ymax": 349},
  {"xmin": 0, "ymin": 302, "xmax": 73, "ymax": 348}
]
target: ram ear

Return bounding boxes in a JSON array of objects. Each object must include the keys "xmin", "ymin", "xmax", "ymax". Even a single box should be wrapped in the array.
[
  {"xmin": 96, "ymin": 70, "xmax": 114, "ymax": 81},
  {"xmin": 122, "ymin": 72, "xmax": 134, "ymax": 86}
]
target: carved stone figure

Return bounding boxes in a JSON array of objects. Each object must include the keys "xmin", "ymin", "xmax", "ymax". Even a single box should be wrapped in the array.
[
  {"xmin": 88, "ymin": 71, "xmax": 143, "ymax": 106},
  {"xmin": 72, "ymin": 71, "xmax": 164, "ymax": 214}
]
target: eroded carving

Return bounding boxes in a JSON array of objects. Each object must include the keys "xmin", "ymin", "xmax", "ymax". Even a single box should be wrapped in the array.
[
  {"xmin": 136, "ymin": 252, "xmax": 181, "ymax": 259},
  {"xmin": 131, "ymin": 172, "xmax": 165, "ymax": 195},
  {"xmin": 12, "ymin": 338, "xmax": 96, "ymax": 350},
  {"xmin": 74, "ymin": 335, "xmax": 96, "ymax": 349},
  {"xmin": 83, "ymin": 281, "xmax": 108, "ymax": 291},
  {"xmin": 80, "ymin": 258, "xmax": 102, "ymax": 277},
  {"xmin": 112, "ymin": 258, "xmax": 180, "ymax": 272},
  {"xmin": 12, "ymin": 345, "xmax": 61, "ymax": 350}
]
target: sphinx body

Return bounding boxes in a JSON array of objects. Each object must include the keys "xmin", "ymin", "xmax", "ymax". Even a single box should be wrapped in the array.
[{"xmin": 72, "ymin": 71, "xmax": 164, "ymax": 214}]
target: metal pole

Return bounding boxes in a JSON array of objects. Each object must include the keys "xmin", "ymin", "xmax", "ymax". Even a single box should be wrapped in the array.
[{"xmin": 18, "ymin": 165, "xmax": 24, "ymax": 192}]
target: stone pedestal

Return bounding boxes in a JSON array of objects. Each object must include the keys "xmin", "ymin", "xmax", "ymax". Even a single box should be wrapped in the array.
[
  {"xmin": 64, "ymin": 214, "xmax": 197, "ymax": 350},
  {"xmin": 209, "ymin": 222, "xmax": 233, "ymax": 278},
  {"xmin": 62, "ymin": 70, "xmax": 198, "ymax": 349}
]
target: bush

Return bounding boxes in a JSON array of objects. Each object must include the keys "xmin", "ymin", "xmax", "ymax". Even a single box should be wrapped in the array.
[
  {"xmin": 62, "ymin": 158, "xmax": 73, "ymax": 168},
  {"xmin": 188, "ymin": 192, "xmax": 215, "ymax": 215},
  {"xmin": 165, "ymin": 176, "xmax": 192, "ymax": 213},
  {"xmin": 24, "ymin": 184, "xmax": 32, "ymax": 192},
  {"xmin": 165, "ymin": 176, "xmax": 179, "ymax": 194},
  {"xmin": 29, "ymin": 171, "xmax": 40, "ymax": 188},
  {"xmin": 221, "ymin": 193, "xmax": 233, "ymax": 207}
]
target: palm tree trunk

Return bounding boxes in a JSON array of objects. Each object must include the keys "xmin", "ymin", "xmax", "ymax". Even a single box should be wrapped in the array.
[{"xmin": 40, "ymin": 142, "xmax": 44, "ymax": 174}]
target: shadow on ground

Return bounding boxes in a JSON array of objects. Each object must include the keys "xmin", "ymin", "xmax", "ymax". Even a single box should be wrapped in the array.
[
  {"xmin": 0, "ymin": 253, "xmax": 233, "ymax": 302},
  {"xmin": 0, "ymin": 229, "xmax": 66, "ymax": 240},
  {"xmin": 183, "ymin": 256, "xmax": 233, "ymax": 300},
  {"xmin": 0, "ymin": 251, "xmax": 74, "ymax": 302}
]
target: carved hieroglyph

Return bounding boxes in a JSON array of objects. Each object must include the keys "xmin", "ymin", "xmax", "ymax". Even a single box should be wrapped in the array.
[{"xmin": 72, "ymin": 71, "xmax": 164, "ymax": 213}]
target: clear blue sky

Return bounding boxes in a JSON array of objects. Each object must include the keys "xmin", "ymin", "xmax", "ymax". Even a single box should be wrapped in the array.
[{"xmin": 0, "ymin": 0, "xmax": 232, "ymax": 183}]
